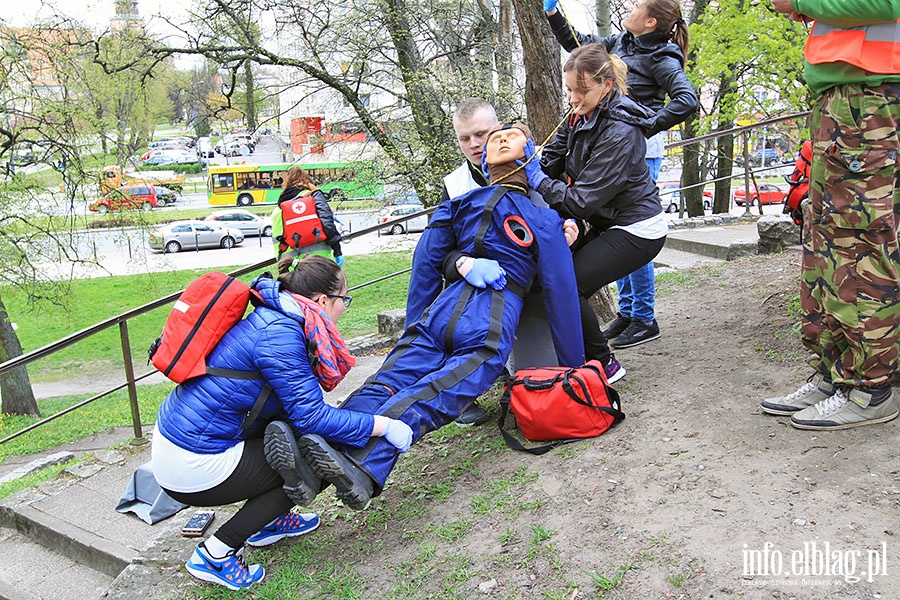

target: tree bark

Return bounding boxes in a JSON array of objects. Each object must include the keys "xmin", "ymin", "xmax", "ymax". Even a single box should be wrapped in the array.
[
  {"xmin": 595, "ymin": 0, "xmax": 612, "ymax": 36},
  {"xmin": 0, "ymin": 296, "xmax": 40, "ymax": 417},
  {"xmin": 243, "ymin": 60, "xmax": 257, "ymax": 133},
  {"xmin": 510, "ymin": 0, "xmax": 563, "ymax": 143}
]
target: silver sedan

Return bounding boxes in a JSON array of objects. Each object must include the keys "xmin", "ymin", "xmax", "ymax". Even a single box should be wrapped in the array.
[{"xmin": 148, "ymin": 220, "xmax": 245, "ymax": 253}]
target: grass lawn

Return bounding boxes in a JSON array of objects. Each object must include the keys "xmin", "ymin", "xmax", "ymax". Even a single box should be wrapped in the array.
[{"xmin": 3, "ymin": 251, "xmax": 412, "ymax": 385}]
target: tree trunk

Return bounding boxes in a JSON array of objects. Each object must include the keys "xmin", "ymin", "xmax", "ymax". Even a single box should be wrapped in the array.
[
  {"xmin": 243, "ymin": 60, "xmax": 257, "ymax": 133},
  {"xmin": 0, "ymin": 296, "xmax": 40, "ymax": 417},
  {"xmin": 595, "ymin": 0, "xmax": 612, "ymax": 36},
  {"xmin": 495, "ymin": 0, "xmax": 516, "ymax": 119},
  {"xmin": 510, "ymin": 0, "xmax": 563, "ymax": 143},
  {"xmin": 681, "ymin": 115, "xmax": 702, "ymax": 217}
]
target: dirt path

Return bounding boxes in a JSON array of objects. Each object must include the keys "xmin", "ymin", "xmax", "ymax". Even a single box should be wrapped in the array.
[{"xmin": 260, "ymin": 248, "xmax": 898, "ymax": 600}]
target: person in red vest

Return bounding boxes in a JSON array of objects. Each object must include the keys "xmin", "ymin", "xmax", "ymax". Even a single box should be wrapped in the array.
[
  {"xmin": 272, "ymin": 167, "xmax": 344, "ymax": 266},
  {"xmin": 761, "ymin": 1, "xmax": 900, "ymax": 430}
]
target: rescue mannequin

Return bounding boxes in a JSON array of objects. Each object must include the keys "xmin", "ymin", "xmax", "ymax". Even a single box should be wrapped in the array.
[{"xmin": 281, "ymin": 123, "xmax": 585, "ymax": 510}]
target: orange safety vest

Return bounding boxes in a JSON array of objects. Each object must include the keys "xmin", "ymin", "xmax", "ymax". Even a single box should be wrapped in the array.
[{"xmin": 805, "ymin": 19, "xmax": 900, "ymax": 74}]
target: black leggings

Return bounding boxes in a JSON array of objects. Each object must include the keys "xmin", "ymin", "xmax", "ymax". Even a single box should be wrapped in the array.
[
  {"xmin": 162, "ymin": 438, "xmax": 293, "ymax": 549},
  {"xmin": 573, "ymin": 228, "xmax": 665, "ymax": 363}
]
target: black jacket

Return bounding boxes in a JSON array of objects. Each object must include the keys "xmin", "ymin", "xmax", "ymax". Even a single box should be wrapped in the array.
[
  {"xmin": 548, "ymin": 12, "xmax": 698, "ymax": 137},
  {"xmin": 537, "ymin": 90, "xmax": 662, "ymax": 231}
]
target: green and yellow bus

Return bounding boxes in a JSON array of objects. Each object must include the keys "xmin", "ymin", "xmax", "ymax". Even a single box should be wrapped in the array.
[{"xmin": 207, "ymin": 161, "xmax": 383, "ymax": 206}]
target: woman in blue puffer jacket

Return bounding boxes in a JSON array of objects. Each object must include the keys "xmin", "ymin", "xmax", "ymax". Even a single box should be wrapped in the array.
[{"xmin": 151, "ymin": 255, "xmax": 412, "ymax": 591}]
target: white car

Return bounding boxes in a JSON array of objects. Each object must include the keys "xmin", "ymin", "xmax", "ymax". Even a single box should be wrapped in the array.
[
  {"xmin": 378, "ymin": 204, "xmax": 429, "ymax": 235},
  {"xmin": 204, "ymin": 209, "xmax": 273, "ymax": 237},
  {"xmin": 148, "ymin": 220, "xmax": 244, "ymax": 253}
]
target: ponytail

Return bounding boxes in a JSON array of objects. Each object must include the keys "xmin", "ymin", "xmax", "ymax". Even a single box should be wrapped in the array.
[
  {"xmin": 645, "ymin": 0, "xmax": 689, "ymax": 64},
  {"xmin": 608, "ymin": 54, "xmax": 628, "ymax": 95}
]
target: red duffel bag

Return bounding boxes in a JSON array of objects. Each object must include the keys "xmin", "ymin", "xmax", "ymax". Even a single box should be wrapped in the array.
[{"xmin": 499, "ymin": 360, "xmax": 625, "ymax": 454}]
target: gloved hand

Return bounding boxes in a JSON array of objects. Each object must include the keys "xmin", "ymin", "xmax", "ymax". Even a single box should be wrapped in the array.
[
  {"xmin": 516, "ymin": 139, "xmax": 549, "ymax": 190},
  {"xmin": 334, "ymin": 254, "xmax": 345, "ymax": 268},
  {"xmin": 480, "ymin": 147, "xmax": 490, "ymax": 183},
  {"xmin": 543, "ymin": 0, "xmax": 558, "ymax": 12},
  {"xmin": 382, "ymin": 418, "xmax": 413, "ymax": 452},
  {"xmin": 464, "ymin": 258, "xmax": 507, "ymax": 291}
]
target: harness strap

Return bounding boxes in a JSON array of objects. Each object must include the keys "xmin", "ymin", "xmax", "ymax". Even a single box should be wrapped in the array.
[
  {"xmin": 474, "ymin": 187, "xmax": 508, "ymax": 258},
  {"xmin": 348, "ymin": 287, "xmax": 506, "ymax": 463}
]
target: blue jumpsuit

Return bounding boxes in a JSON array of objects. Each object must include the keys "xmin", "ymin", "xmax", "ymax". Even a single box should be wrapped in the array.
[{"xmin": 340, "ymin": 184, "xmax": 585, "ymax": 492}]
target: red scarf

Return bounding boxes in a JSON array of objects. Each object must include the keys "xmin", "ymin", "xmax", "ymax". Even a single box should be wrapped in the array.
[{"xmin": 290, "ymin": 293, "xmax": 356, "ymax": 391}]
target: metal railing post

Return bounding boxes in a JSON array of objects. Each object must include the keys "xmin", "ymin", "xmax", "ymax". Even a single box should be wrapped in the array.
[
  {"xmin": 741, "ymin": 131, "xmax": 752, "ymax": 216},
  {"xmin": 118, "ymin": 320, "xmax": 144, "ymax": 441}
]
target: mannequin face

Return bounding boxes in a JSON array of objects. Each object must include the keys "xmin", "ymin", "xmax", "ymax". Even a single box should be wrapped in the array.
[
  {"xmin": 453, "ymin": 107, "xmax": 499, "ymax": 166},
  {"xmin": 565, "ymin": 70, "xmax": 613, "ymax": 119},
  {"xmin": 485, "ymin": 127, "xmax": 528, "ymax": 165}
]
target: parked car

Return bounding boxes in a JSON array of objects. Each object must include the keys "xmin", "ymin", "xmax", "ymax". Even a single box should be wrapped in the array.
[
  {"xmin": 735, "ymin": 148, "xmax": 781, "ymax": 168},
  {"xmin": 659, "ymin": 184, "xmax": 712, "ymax": 213},
  {"xmin": 89, "ymin": 184, "xmax": 159, "ymax": 213},
  {"xmin": 733, "ymin": 183, "xmax": 787, "ymax": 206},
  {"xmin": 379, "ymin": 185, "xmax": 422, "ymax": 207},
  {"xmin": 148, "ymin": 220, "xmax": 244, "ymax": 253},
  {"xmin": 154, "ymin": 186, "xmax": 179, "ymax": 206},
  {"xmin": 205, "ymin": 209, "xmax": 273, "ymax": 236},
  {"xmin": 197, "ymin": 137, "xmax": 215, "ymax": 158},
  {"xmin": 378, "ymin": 204, "xmax": 429, "ymax": 235}
]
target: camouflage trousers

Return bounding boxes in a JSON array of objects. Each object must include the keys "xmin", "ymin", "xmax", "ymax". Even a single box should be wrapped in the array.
[{"xmin": 801, "ymin": 82, "xmax": 900, "ymax": 388}]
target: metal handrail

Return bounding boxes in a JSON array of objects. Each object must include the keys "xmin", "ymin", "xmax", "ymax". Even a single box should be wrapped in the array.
[{"xmin": 0, "ymin": 112, "xmax": 806, "ymax": 446}]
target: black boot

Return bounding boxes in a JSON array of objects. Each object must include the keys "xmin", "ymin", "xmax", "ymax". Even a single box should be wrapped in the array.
[
  {"xmin": 298, "ymin": 434, "xmax": 374, "ymax": 510},
  {"xmin": 264, "ymin": 421, "xmax": 322, "ymax": 506}
]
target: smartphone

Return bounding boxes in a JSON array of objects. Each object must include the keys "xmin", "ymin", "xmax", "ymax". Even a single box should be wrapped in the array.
[{"xmin": 181, "ymin": 510, "xmax": 215, "ymax": 537}]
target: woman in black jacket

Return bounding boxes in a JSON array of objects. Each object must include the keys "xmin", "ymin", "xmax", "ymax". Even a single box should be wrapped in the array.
[
  {"xmin": 545, "ymin": 0, "xmax": 698, "ymax": 350},
  {"xmin": 522, "ymin": 44, "xmax": 667, "ymax": 383}
]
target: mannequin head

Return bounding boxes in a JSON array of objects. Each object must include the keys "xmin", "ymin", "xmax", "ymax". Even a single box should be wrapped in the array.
[
  {"xmin": 484, "ymin": 123, "xmax": 534, "ymax": 188},
  {"xmin": 485, "ymin": 124, "xmax": 532, "ymax": 165}
]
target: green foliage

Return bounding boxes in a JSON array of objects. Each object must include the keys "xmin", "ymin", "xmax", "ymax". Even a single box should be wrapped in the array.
[{"xmin": 136, "ymin": 163, "xmax": 203, "ymax": 174}]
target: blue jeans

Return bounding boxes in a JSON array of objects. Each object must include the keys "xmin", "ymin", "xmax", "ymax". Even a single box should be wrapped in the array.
[{"xmin": 614, "ymin": 157, "xmax": 661, "ymax": 323}]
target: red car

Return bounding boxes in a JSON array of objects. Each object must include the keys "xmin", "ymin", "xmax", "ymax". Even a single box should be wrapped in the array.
[
  {"xmin": 733, "ymin": 183, "xmax": 787, "ymax": 206},
  {"xmin": 89, "ymin": 184, "xmax": 161, "ymax": 213}
]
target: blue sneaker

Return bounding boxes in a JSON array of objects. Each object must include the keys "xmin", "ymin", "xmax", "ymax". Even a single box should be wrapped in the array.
[
  {"xmin": 185, "ymin": 542, "xmax": 264, "ymax": 590},
  {"xmin": 604, "ymin": 354, "xmax": 626, "ymax": 384},
  {"xmin": 246, "ymin": 511, "xmax": 320, "ymax": 547}
]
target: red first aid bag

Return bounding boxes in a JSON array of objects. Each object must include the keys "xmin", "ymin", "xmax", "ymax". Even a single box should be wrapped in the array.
[
  {"xmin": 499, "ymin": 360, "xmax": 625, "ymax": 454},
  {"xmin": 149, "ymin": 272, "xmax": 255, "ymax": 383}
]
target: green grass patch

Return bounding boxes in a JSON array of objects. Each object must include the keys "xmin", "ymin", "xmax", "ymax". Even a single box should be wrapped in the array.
[{"xmin": 3, "ymin": 251, "xmax": 412, "ymax": 383}]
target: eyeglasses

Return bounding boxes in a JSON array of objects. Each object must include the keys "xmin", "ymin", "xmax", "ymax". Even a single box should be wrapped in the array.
[{"xmin": 325, "ymin": 294, "xmax": 353, "ymax": 307}]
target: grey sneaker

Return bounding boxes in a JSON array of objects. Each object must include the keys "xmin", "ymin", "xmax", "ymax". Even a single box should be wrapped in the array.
[
  {"xmin": 759, "ymin": 373, "xmax": 834, "ymax": 416},
  {"xmin": 790, "ymin": 387, "xmax": 899, "ymax": 431}
]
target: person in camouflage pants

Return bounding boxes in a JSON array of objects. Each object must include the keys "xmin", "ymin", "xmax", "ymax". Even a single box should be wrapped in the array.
[{"xmin": 761, "ymin": 0, "xmax": 900, "ymax": 430}]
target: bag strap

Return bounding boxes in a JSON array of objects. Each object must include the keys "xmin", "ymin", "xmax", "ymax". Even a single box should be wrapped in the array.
[
  {"xmin": 205, "ymin": 367, "xmax": 271, "ymax": 431},
  {"xmin": 561, "ymin": 362, "xmax": 626, "ymax": 424},
  {"xmin": 497, "ymin": 383, "xmax": 583, "ymax": 455}
]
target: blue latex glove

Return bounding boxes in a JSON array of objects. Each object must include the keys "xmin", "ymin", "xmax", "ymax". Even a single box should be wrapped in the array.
[
  {"xmin": 334, "ymin": 254, "xmax": 345, "ymax": 268},
  {"xmin": 480, "ymin": 147, "xmax": 490, "ymax": 182},
  {"xmin": 464, "ymin": 258, "xmax": 507, "ymax": 291},
  {"xmin": 543, "ymin": 0, "xmax": 558, "ymax": 11},
  {"xmin": 382, "ymin": 418, "xmax": 413, "ymax": 453},
  {"xmin": 516, "ymin": 139, "xmax": 549, "ymax": 190}
]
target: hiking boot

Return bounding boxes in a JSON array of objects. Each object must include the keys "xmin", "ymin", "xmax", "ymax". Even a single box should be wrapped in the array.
[
  {"xmin": 455, "ymin": 403, "xmax": 490, "ymax": 428},
  {"xmin": 264, "ymin": 421, "xmax": 322, "ymax": 507},
  {"xmin": 790, "ymin": 387, "xmax": 899, "ymax": 431},
  {"xmin": 760, "ymin": 372, "xmax": 834, "ymax": 416},
  {"xmin": 298, "ymin": 434, "xmax": 374, "ymax": 510},
  {"xmin": 185, "ymin": 542, "xmax": 264, "ymax": 590},
  {"xmin": 603, "ymin": 313, "xmax": 632, "ymax": 340},
  {"xmin": 246, "ymin": 511, "xmax": 320, "ymax": 547},
  {"xmin": 610, "ymin": 319, "xmax": 660, "ymax": 349},
  {"xmin": 604, "ymin": 354, "xmax": 626, "ymax": 384}
]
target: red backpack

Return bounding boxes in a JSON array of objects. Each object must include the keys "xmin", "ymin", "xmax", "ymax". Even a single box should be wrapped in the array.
[
  {"xmin": 148, "ymin": 272, "xmax": 260, "ymax": 382},
  {"xmin": 783, "ymin": 141, "xmax": 812, "ymax": 225}
]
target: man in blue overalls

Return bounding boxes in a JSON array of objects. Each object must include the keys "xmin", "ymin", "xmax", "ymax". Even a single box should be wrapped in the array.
[{"xmin": 296, "ymin": 123, "xmax": 585, "ymax": 509}]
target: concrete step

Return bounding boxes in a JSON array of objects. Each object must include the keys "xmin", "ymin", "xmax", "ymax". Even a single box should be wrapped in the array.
[
  {"xmin": 654, "ymin": 246, "xmax": 724, "ymax": 271},
  {"xmin": 0, "ymin": 527, "xmax": 112, "ymax": 600},
  {"xmin": 665, "ymin": 224, "xmax": 759, "ymax": 261}
]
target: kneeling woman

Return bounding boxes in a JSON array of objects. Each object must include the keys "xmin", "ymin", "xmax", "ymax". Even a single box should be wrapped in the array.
[
  {"xmin": 524, "ymin": 43, "xmax": 667, "ymax": 382},
  {"xmin": 151, "ymin": 255, "xmax": 412, "ymax": 590}
]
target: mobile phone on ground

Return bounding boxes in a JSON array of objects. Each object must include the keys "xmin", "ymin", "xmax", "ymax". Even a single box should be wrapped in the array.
[{"xmin": 181, "ymin": 510, "xmax": 215, "ymax": 537}]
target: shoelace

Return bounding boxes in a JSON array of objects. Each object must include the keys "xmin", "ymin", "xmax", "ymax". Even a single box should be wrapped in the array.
[
  {"xmin": 786, "ymin": 380, "xmax": 818, "ymax": 401},
  {"xmin": 814, "ymin": 388, "xmax": 848, "ymax": 416}
]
